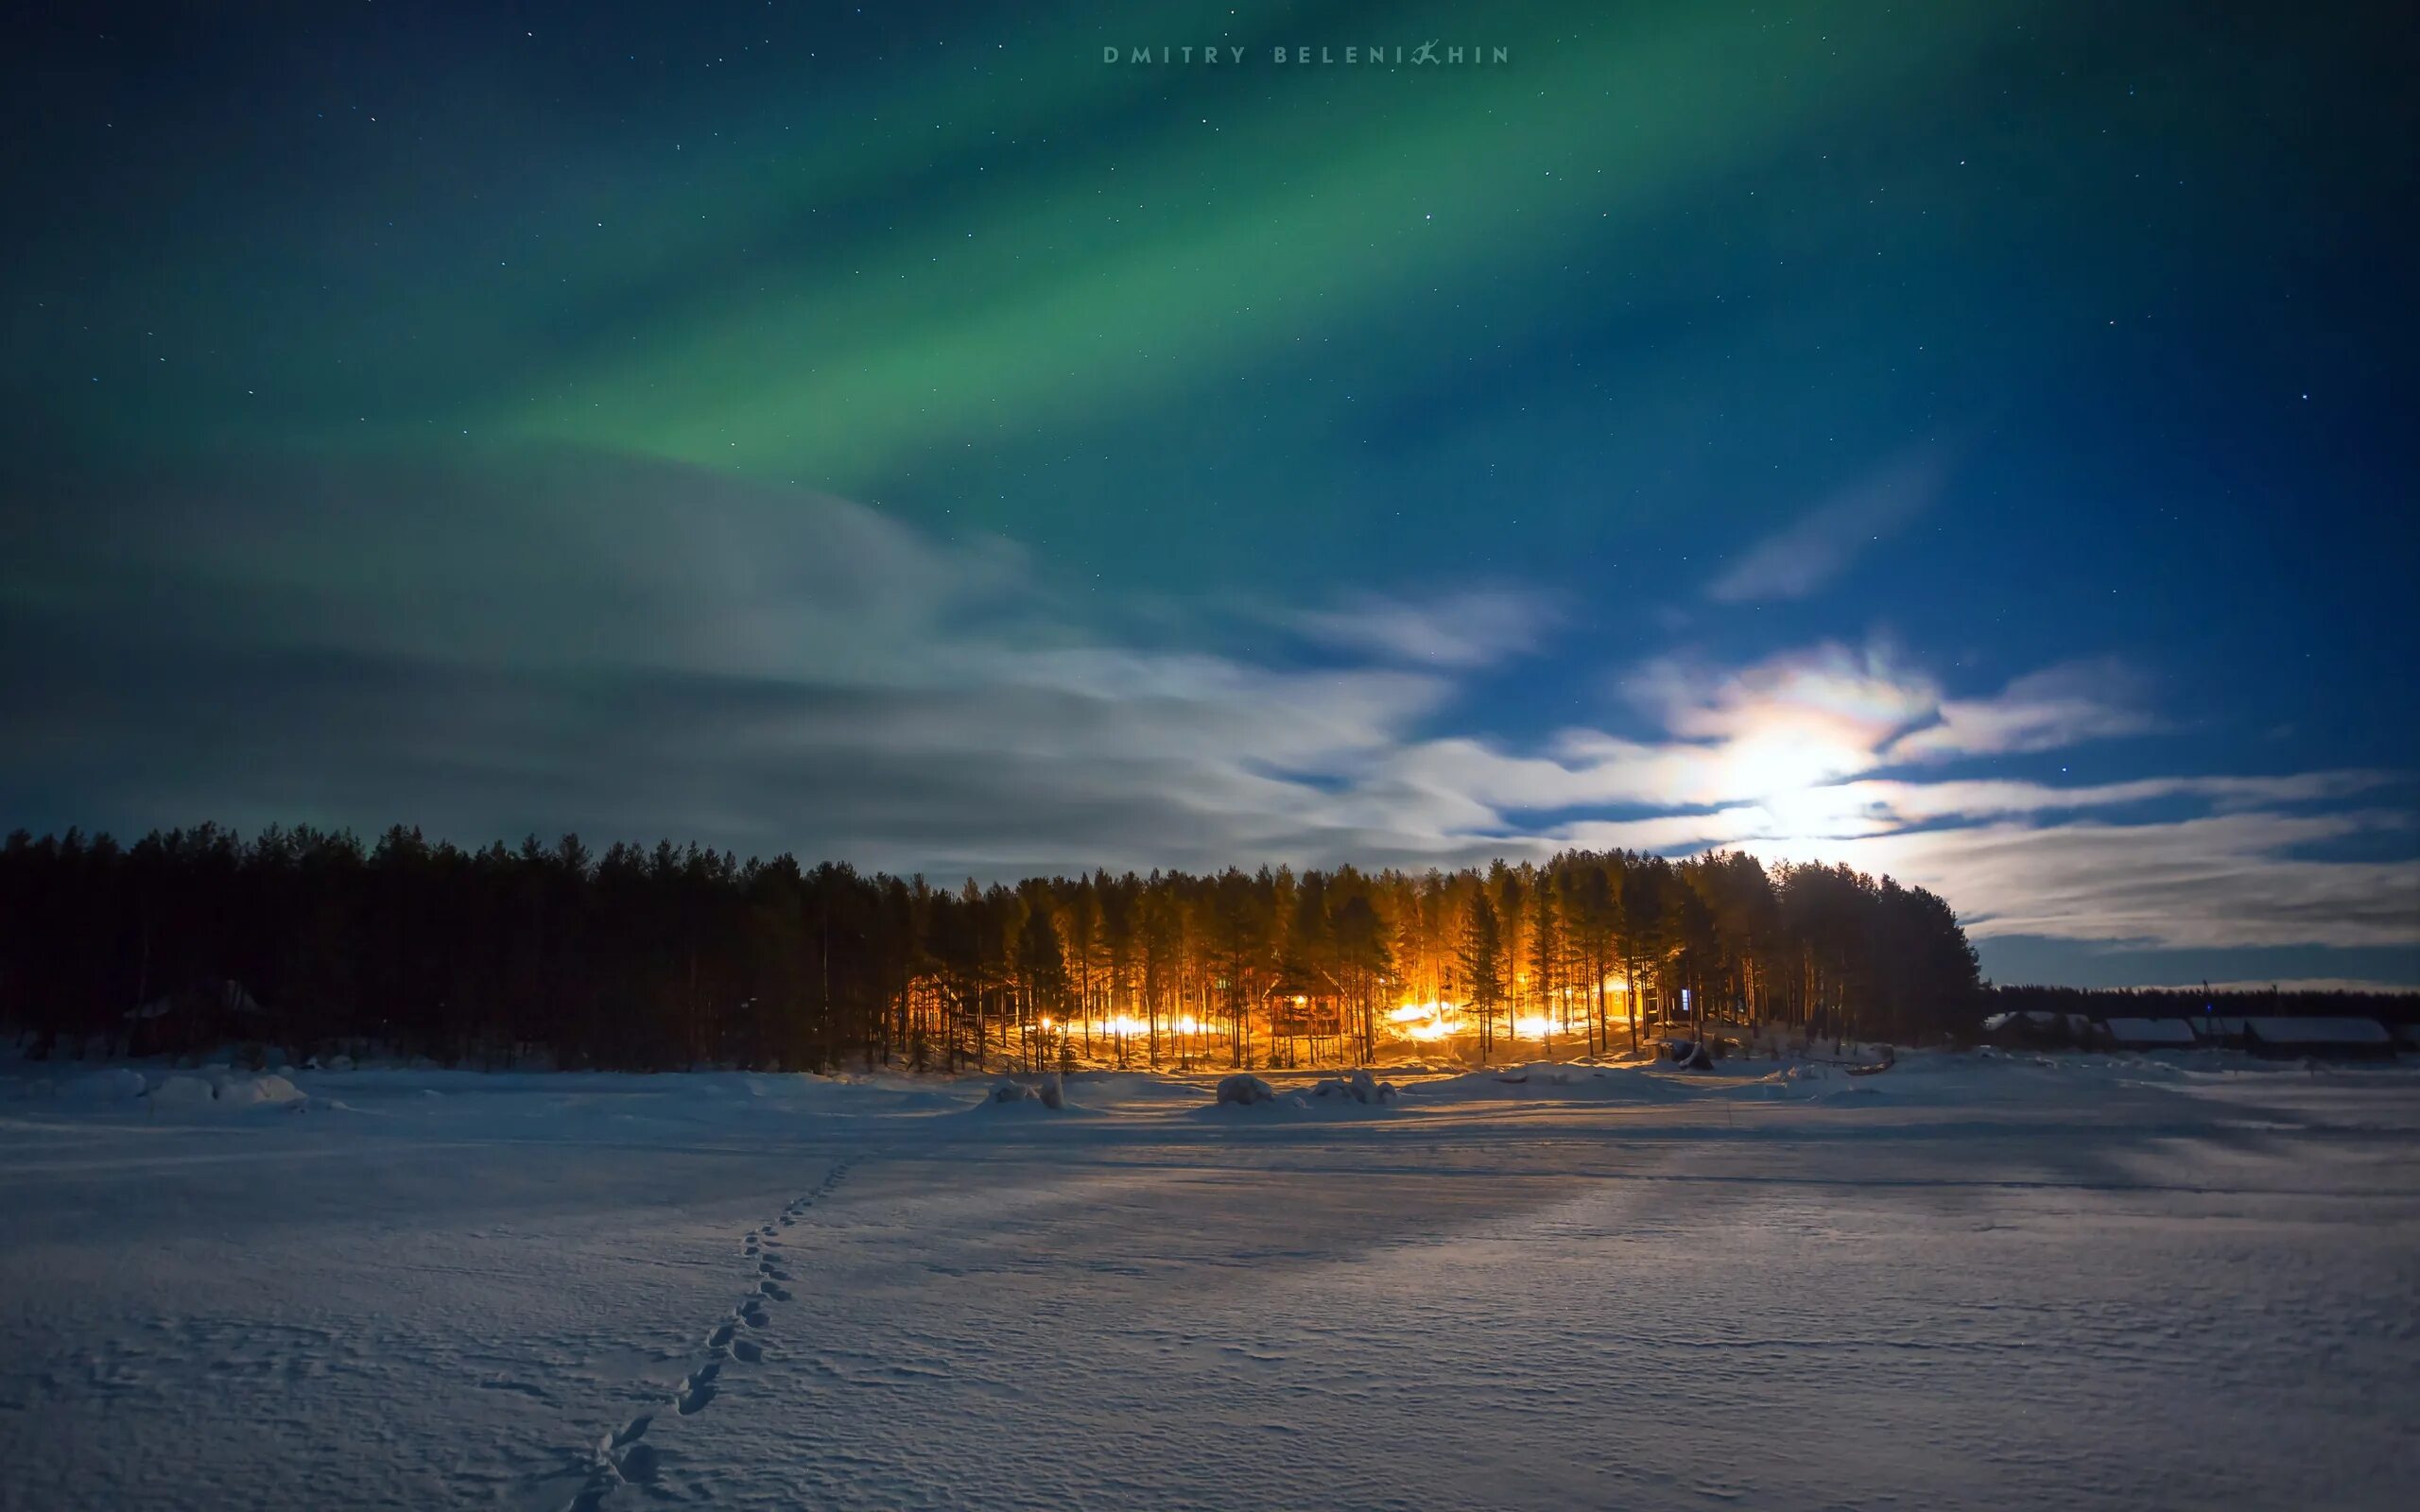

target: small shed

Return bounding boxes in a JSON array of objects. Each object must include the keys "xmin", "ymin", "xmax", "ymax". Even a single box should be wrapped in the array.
[
  {"xmin": 2240, "ymin": 1017, "xmax": 2396, "ymax": 1060},
  {"xmin": 1263, "ymin": 969, "xmax": 1350, "ymax": 1066},
  {"xmin": 2099, "ymin": 1017, "xmax": 2201, "ymax": 1050}
]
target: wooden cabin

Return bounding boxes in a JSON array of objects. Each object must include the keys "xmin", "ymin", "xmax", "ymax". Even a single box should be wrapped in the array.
[
  {"xmin": 2097, "ymin": 1017, "xmax": 2201, "ymax": 1051},
  {"xmin": 1263, "ymin": 969, "xmax": 1352, "ymax": 1067},
  {"xmin": 2240, "ymin": 1017, "xmax": 2397, "ymax": 1060}
]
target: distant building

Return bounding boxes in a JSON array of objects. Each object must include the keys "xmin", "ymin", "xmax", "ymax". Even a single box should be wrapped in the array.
[
  {"xmin": 2099, "ymin": 1017, "xmax": 2201, "ymax": 1050},
  {"xmin": 2240, "ymin": 1017, "xmax": 2396, "ymax": 1060},
  {"xmin": 1263, "ymin": 969, "xmax": 1350, "ymax": 1066},
  {"xmin": 2189, "ymin": 1016, "xmax": 2252, "ymax": 1049}
]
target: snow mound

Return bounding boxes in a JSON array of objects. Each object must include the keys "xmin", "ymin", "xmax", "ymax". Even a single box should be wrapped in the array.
[
  {"xmin": 1417, "ymin": 1059, "xmax": 1807, "ymax": 1106},
  {"xmin": 216, "ymin": 1073, "xmax": 306, "ymax": 1107},
  {"xmin": 1215, "ymin": 1074, "xmax": 1282, "ymax": 1106},
  {"xmin": 1424, "ymin": 1060, "xmax": 1628, "ymax": 1099},
  {"xmin": 63, "ymin": 1068, "xmax": 149, "ymax": 1104},
  {"xmin": 982, "ymin": 1074, "xmax": 1068, "ymax": 1111},
  {"xmin": 1308, "ymin": 1069, "xmax": 1398, "ymax": 1105},
  {"xmin": 145, "ymin": 1071, "xmax": 307, "ymax": 1110},
  {"xmin": 147, "ymin": 1074, "xmax": 219, "ymax": 1109}
]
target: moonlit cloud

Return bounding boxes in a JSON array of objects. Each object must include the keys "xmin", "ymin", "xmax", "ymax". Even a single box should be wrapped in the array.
[
  {"xmin": 1887, "ymin": 660, "xmax": 2155, "ymax": 762},
  {"xmin": 1817, "ymin": 771, "xmax": 2402, "ymax": 823},
  {"xmin": 1760, "ymin": 810, "xmax": 2420, "ymax": 951}
]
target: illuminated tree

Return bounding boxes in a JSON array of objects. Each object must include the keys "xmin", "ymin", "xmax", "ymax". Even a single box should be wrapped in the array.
[
  {"xmin": 1459, "ymin": 892, "xmax": 1506, "ymax": 1062},
  {"xmin": 0, "ymin": 824, "xmax": 2028, "ymax": 1073}
]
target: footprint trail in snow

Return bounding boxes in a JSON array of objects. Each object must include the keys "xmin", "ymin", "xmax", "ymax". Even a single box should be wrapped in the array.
[{"xmin": 562, "ymin": 1157, "xmax": 858, "ymax": 1510}]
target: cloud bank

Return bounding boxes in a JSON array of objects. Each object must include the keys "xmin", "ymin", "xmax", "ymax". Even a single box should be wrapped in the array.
[{"xmin": 1, "ymin": 450, "xmax": 2411, "ymax": 973}]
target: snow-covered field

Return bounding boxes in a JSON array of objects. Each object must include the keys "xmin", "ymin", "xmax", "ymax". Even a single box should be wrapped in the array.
[{"xmin": 3, "ymin": 1052, "xmax": 2416, "ymax": 1510}]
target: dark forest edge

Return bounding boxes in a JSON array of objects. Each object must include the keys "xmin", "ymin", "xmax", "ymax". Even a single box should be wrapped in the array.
[{"xmin": 1, "ymin": 825, "xmax": 2410, "ymax": 1073}]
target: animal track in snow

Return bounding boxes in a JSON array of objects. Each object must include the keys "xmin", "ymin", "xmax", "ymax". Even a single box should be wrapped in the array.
[{"xmin": 557, "ymin": 1155, "xmax": 859, "ymax": 1510}]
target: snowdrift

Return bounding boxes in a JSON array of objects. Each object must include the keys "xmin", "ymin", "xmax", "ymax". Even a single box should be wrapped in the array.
[
  {"xmin": 147, "ymin": 1070, "xmax": 307, "ymax": 1109},
  {"xmin": 1216, "ymin": 1074, "xmax": 1281, "ymax": 1106},
  {"xmin": 1307, "ymin": 1069, "xmax": 1398, "ymax": 1105},
  {"xmin": 1196, "ymin": 1071, "xmax": 1407, "ymax": 1118},
  {"xmin": 1413, "ymin": 1059, "xmax": 1804, "ymax": 1105},
  {"xmin": 978, "ymin": 1074, "xmax": 1071, "ymax": 1113},
  {"xmin": 61, "ymin": 1067, "xmax": 149, "ymax": 1104}
]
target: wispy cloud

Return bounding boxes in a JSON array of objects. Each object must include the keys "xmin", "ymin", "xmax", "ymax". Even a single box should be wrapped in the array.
[
  {"xmin": 1887, "ymin": 660, "xmax": 2154, "ymax": 762},
  {"xmin": 1818, "ymin": 770, "xmax": 2400, "ymax": 823},
  {"xmin": 1283, "ymin": 586, "xmax": 1554, "ymax": 668},
  {"xmin": 1704, "ymin": 448, "xmax": 1950, "ymax": 604},
  {"xmin": 1757, "ymin": 810, "xmax": 2420, "ymax": 951}
]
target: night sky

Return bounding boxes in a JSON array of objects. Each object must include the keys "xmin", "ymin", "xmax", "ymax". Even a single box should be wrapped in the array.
[{"xmin": 3, "ymin": 1, "xmax": 2413, "ymax": 988}]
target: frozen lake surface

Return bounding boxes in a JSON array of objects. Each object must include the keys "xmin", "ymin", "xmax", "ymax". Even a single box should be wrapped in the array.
[{"xmin": 3, "ymin": 1052, "xmax": 2416, "ymax": 1510}]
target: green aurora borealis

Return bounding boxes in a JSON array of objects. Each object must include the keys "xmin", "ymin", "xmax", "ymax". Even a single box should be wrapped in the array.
[{"xmin": 4, "ymin": 0, "xmax": 2414, "ymax": 987}]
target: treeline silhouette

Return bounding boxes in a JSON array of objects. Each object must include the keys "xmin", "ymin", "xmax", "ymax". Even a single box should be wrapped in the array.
[
  {"xmin": 0, "ymin": 824, "xmax": 1985, "ymax": 1071},
  {"xmin": 1988, "ymin": 983, "xmax": 2417, "ymax": 1024}
]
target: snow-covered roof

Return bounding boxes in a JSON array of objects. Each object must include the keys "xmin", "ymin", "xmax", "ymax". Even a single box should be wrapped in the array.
[
  {"xmin": 2101, "ymin": 1017, "xmax": 2199, "ymax": 1046},
  {"xmin": 2240, "ymin": 1017, "xmax": 2393, "ymax": 1045},
  {"xmin": 1982, "ymin": 1010, "xmax": 2090, "ymax": 1035},
  {"xmin": 2190, "ymin": 1017, "xmax": 2250, "ymax": 1037}
]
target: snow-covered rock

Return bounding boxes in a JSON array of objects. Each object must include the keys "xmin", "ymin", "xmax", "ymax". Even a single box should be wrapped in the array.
[
  {"xmin": 1310, "ymin": 1069, "xmax": 1397, "ymax": 1104},
  {"xmin": 142, "ymin": 1070, "xmax": 306, "ymax": 1109},
  {"xmin": 215, "ymin": 1073, "xmax": 305, "ymax": 1108},
  {"xmin": 1215, "ymin": 1074, "xmax": 1280, "ymax": 1106},
  {"xmin": 985, "ymin": 1075, "xmax": 1069, "ymax": 1110}
]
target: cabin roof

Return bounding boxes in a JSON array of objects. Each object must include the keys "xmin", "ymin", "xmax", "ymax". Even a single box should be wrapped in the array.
[
  {"xmin": 2241, "ymin": 1016, "xmax": 2393, "ymax": 1045},
  {"xmin": 2102, "ymin": 1017, "xmax": 2201, "ymax": 1045},
  {"xmin": 1263, "ymin": 967, "xmax": 1342, "ymax": 1000}
]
